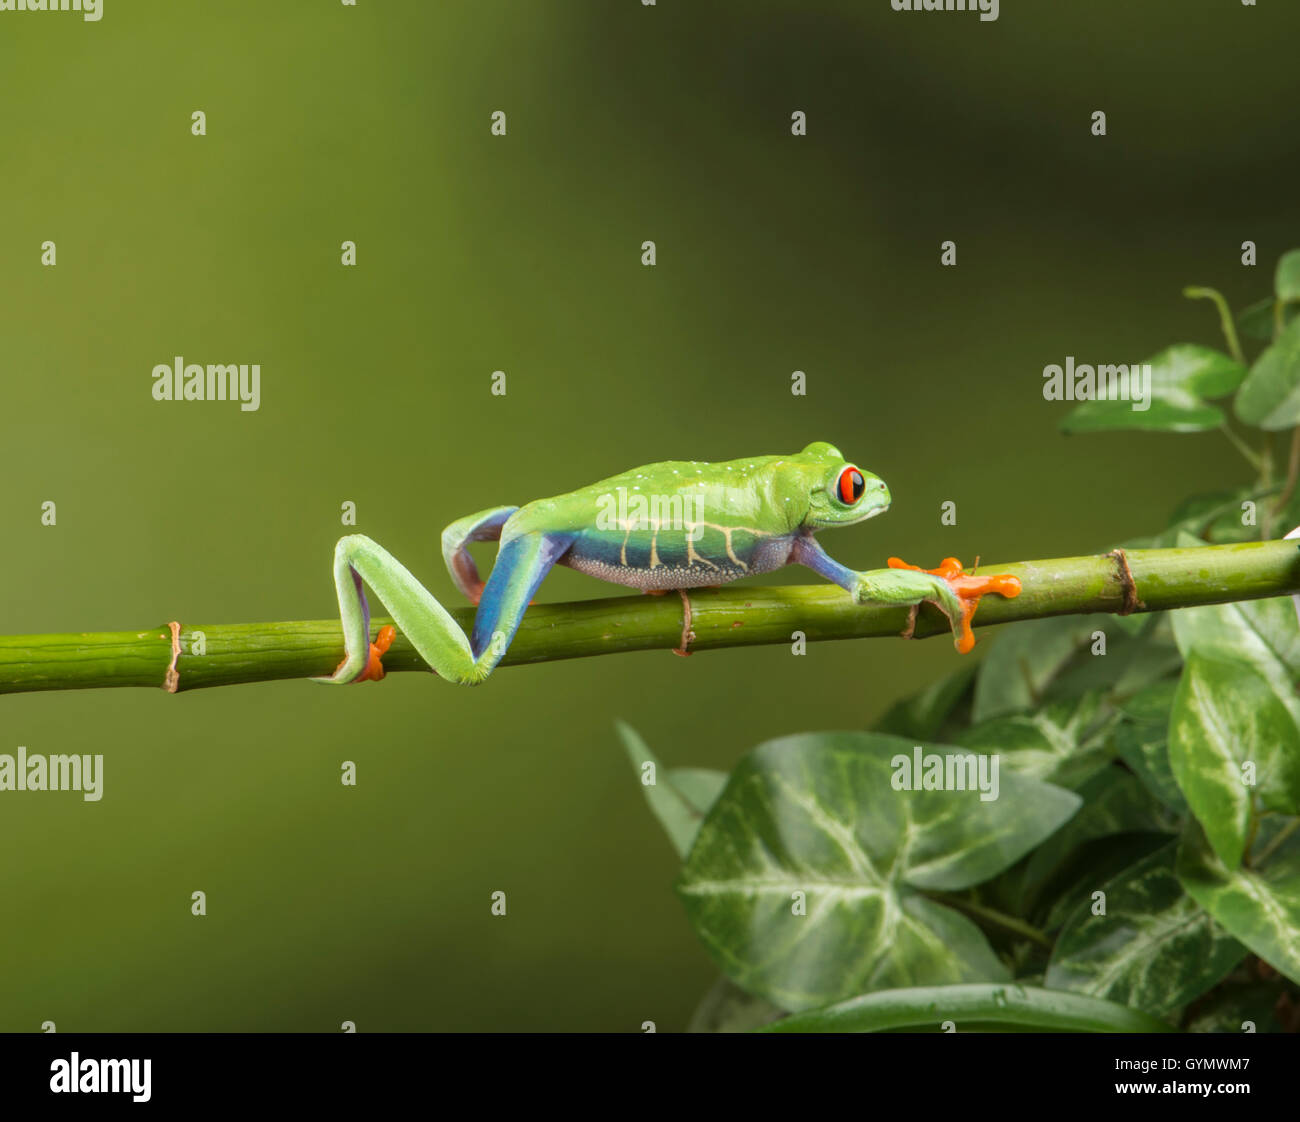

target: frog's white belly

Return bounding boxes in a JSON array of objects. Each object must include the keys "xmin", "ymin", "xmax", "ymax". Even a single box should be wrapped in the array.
[{"xmin": 560, "ymin": 532, "xmax": 795, "ymax": 590}]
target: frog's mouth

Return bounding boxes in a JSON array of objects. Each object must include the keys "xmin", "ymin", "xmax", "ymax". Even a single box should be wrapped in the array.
[
  {"xmin": 819, "ymin": 499, "xmax": 889, "ymax": 531},
  {"xmin": 851, "ymin": 477, "xmax": 891, "ymax": 524},
  {"xmin": 849, "ymin": 500, "xmax": 890, "ymax": 527}
]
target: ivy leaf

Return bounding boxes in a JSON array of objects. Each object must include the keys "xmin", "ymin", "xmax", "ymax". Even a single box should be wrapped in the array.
[
  {"xmin": 686, "ymin": 976, "xmax": 785, "ymax": 1032},
  {"xmin": 1183, "ymin": 979, "xmax": 1296, "ymax": 1033},
  {"xmin": 1060, "ymin": 345, "xmax": 1246, "ymax": 434},
  {"xmin": 1177, "ymin": 818, "xmax": 1300, "ymax": 986},
  {"xmin": 1170, "ymin": 594, "xmax": 1300, "ymax": 709},
  {"xmin": 1045, "ymin": 842, "xmax": 1246, "ymax": 1016},
  {"xmin": 1239, "ymin": 297, "xmax": 1300, "ymax": 342},
  {"xmin": 1041, "ymin": 622, "xmax": 1181, "ymax": 704},
  {"xmin": 1277, "ymin": 249, "xmax": 1300, "ymax": 305},
  {"xmin": 874, "ymin": 662, "xmax": 976, "ymax": 741},
  {"xmin": 1234, "ymin": 317, "xmax": 1300, "ymax": 430},
  {"xmin": 1112, "ymin": 679, "xmax": 1188, "ymax": 814},
  {"xmin": 1037, "ymin": 833, "xmax": 1176, "ymax": 932},
  {"xmin": 617, "ymin": 722, "xmax": 725, "ymax": 859},
  {"xmin": 1168, "ymin": 651, "xmax": 1300, "ymax": 868},
  {"xmin": 760, "ymin": 984, "xmax": 1172, "ymax": 1033},
  {"xmin": 1155, "ymin": 488, "xmax": 1263, "ymax": 546},
  {"xmin": 676, "ymin": 732, "xmax": 1080, "ymax": 1012},
  {"xmin": 1156, "ymin": 345, "xmax": 1251, "ymax": 397},
  {"xmin": 1021, "ymin": 766, "xmax": 1172, "ymax": 905},
  {"xmin": 963, "ymin": 691, "xmax": 1117, "ymax": 790},
  {"xmin": 1063, "ymin": 396, "xmax": 1223, "ymax": 433},
  {"xmin": 972, "ymin": 614, "xmax": 1110, "ymax": 722}
]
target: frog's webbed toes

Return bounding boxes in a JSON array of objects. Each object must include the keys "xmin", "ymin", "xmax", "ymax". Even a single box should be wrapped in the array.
[
  {"xmin": 335, "ymin": 624, "xmax": 396, "ymax": 683},
  {"xmin": 887, "ymin": 556, "xmax": 1021, "ymax": 653}
]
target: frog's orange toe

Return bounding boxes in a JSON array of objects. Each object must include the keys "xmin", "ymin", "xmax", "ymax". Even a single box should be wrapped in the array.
[
  {"xmin": 887, "ymin": 556, "xmax": 1021, "ymax": 654},
  {"xmin": 336, "ymin": 624, "xmax": 396, "ymax": 683}
]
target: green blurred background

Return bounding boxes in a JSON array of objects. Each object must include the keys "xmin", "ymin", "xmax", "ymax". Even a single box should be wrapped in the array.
[{"xmin": 1, "ymin": 0, "xmax": 1297, "ymax": 1031}]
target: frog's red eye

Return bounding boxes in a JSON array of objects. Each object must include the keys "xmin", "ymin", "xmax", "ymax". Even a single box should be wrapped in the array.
[{"xmin": 838, "ymin": 467, "xmax": 865, "ymax": 504}]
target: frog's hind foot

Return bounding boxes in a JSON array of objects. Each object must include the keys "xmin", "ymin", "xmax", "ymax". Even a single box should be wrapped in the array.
[{"xmin": 336, "ymin": 624, "xmax": 396, "ymax": 683}]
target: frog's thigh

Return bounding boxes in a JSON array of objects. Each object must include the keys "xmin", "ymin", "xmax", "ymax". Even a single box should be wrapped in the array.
[{"xmin": 441, "ymin": 506, "xmax": 520, "ymax": 603}]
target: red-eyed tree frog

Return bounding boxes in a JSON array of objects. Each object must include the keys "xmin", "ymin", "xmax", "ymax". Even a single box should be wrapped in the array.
[{"xmin": 316, "ymin": 442, "xmax": 1021, "ymax": 686}]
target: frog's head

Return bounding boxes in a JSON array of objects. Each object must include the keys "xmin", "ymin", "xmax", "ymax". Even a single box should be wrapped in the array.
[{"xmin": 796, "ymin": 441, "xmax": 891, "ymax": 529}]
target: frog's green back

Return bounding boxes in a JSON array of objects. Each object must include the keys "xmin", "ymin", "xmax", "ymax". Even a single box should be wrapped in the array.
[{"xmin": 504, "ymin": 448, "xmax": 832, "ymax": 542}]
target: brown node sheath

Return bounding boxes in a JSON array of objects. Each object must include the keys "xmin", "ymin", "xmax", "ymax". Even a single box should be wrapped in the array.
[
  {"xmin": 163, "ymin": 621, "xmax": 183, "ymax": 693},
  {"xmin": 1107, "ymin": 548, "xmax": 1144, "ymax": 615},
  {"xmin": 672, "ymin": 589, "xmax": 696, "ymax": 657}
]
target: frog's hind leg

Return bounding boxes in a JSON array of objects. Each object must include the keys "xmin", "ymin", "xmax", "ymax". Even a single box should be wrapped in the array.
[
  {"xmin": 315, "ymin": 530, "xmax": 570, "ymax": 686},
  {"xmin": 469, "ymin": 532, "xmax": 575, "ymax": 665},
  {"xmin": 441, "ymin": 506, "xmax": 519, "ymax": 603}
]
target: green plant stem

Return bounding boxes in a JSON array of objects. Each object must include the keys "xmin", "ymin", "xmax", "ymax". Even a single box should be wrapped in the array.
[
  {"xmin": 1254, "ymin": 817, "xmax": 1300, "ymax": 869},
  {"xmin": 1261, "ymin": 439, "xmax": 1277, "ymax": 539},
  {"xmin": 930, "ymin": 894, "xmax": 1052, "ymax": 949},
  {"xmin": 1219, "ymin": 423, "xmax": 1263, "ymax": 473},
  {"xmin": 1184, "ymin": 285, "xmax": 1246, "ymax": 364},
  {"xmin": 1243, "ymin": 808, "xmax": 1262, "ymax": 867},
  {"xmin": 3, "ymin": 540, "xmax": 1300, "ymax": 695},
  {"xmin": 1272, "ymin": 427, "xmax": 1300, "ymax": 523}
]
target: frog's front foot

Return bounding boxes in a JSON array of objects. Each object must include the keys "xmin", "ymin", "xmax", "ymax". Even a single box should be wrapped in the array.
[{"xmin": 886, "ymin": 556, "xmax": 1021, "ymax": 653}]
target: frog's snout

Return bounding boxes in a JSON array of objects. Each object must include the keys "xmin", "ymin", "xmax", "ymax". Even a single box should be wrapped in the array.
[{"xmin": 862, "ymin": 475, "xmax": 891, "ymax": 515}]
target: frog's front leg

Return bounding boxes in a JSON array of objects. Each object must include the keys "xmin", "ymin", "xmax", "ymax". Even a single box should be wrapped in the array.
[
  {"xmin": 790, "ymin": 535, "xmax": 1020, "ymax": 653},
  {"xmin": 314, "ymin": 530, "xmax": 573, "ymax": 686}
]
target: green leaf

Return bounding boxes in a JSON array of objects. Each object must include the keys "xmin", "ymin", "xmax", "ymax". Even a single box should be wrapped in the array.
[
  {"xmin": 1170, "ymin": 594, "xmax": 1300, "ymax": 704},
  {"xmin": 1114, "ymin": 726, "xmax": 1186, "ymax": 814},
  {"xmin": 1112, "ymin": 679, "xmax": 1188, "ymax": 814},
  {"xmin": 686, "ymin": 976, "xmax": 786, "ymax": 1032},
  {"xmin": 1177, "ymin": 818, "xmax": 1300, "ymax": 986},
  {"xmin": 1040, "ymin": 620, "xmax": 1181, "ymax": 703},
  {"xmin": 1157, "ymin": 345, "xmax": 1251, "ymax": 398},
  {"xmin": 1063, "ymin": 396, "xmax": 1224, "ymax": 433},
  {"xmin": 1277, "ymin": 249, "xmax": 1300, "ymax": 305},
  {"xmin": 1037, "ymin": 833, "xmax": 1175, "ymax": 932},
  {"xmin": 760, "ymin": 983, "xmax": 1172, "ymax": 1033},
  {"xmin": 1183, "ymin": 978, "xmax": 1297, "ymax": 1033},
  {"xmin": 617, "ymin": 722, "xmax": 726, "ymax": 859},
  {"xmin": 676, "ymin": 731, "xmax": 1081, "ymax": 1011},
  {"xmin": 1168, "ymin": 651, "xmax": 1300, "ymax": 868},
  {"xmin": 1157, "ymin": 488, "xmax": 1264, "ymax": 546},
  {"xmin": 963, "ymin": 691, "xmax": 1117, "ymax": 790},
  {"xmin": 874, "ymin": 662, "xmax": 975, "ymax": 741},
  {"xmin": 1234, "ymin": 317, "xmax": 1300, "ymax": 430},
  {"xmin": 1116, "ymin": 675, "xmax": 1179, "ymax": 724},
  {"xmin": 1238, "ymin": 297, "xmax": 1299, "ymax": 342},
  {"xmin": 1021, "ymin": 766, "xmax": 1173, "ymax": 903},
  {"xmin": 1060, "ymin": 345, "xmax": 1246, "ymax": 434},
  {"xmin": 972, "ymin": 614, "xmax": 1110, "ymax": 722},
  {"xmin": 1045, "ymin": 842, "xmax": 1246, "ymax": 1016}
]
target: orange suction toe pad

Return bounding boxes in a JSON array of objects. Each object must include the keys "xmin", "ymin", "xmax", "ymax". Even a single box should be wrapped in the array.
[
  {"xmin": 887, "ymin": 557, "xmax": 1021, "ymax": 654},
  {"xmin": 335, "ymin": 624, "xmax": 396, "ymax": 683}
]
